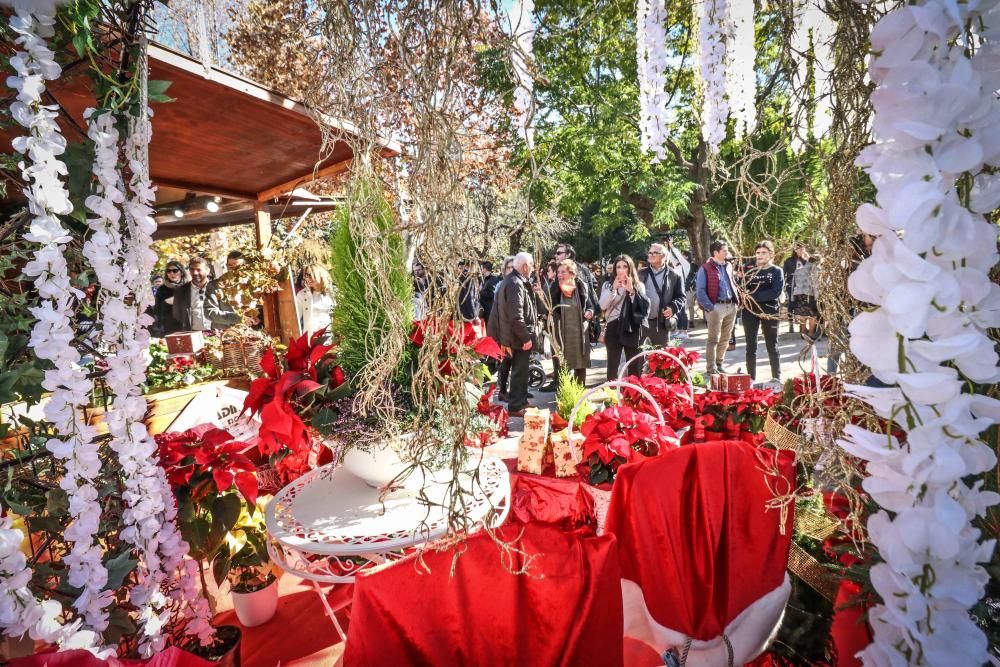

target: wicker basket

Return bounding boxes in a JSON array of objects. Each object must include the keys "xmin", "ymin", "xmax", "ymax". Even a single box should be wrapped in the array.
[{"xmin": 221, "ymin": 329, "xmax": 268, "ymax": 377}]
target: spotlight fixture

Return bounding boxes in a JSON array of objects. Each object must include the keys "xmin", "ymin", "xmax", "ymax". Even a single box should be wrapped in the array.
[
  {"xmin": 173, "ymin": 208, "xmax": 185, "ymax": 218},
  {"xmin": 206, "ymin": 200, "xmax": 220, "ymax": 213}
]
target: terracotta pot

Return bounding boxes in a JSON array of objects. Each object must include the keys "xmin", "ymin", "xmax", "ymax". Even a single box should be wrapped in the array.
[{"xmin": 231, "ymin": 580, "xmax": 278, "ymax": 628}]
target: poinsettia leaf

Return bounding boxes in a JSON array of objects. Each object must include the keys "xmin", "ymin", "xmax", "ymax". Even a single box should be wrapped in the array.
[
  {"xmin": 259, "ymin": 347, "xmax": 279, "ymax": 378},
  {"xmin": 234, "ymin": 471, "xmax": 258, "ymax": 507},
  {"xmin": 212, "ymin": 468, "xmax": 234, "ymax": 494},
  {"xmin": 212, "ymin": 493, "xmax": 242, "ymax": 533}
]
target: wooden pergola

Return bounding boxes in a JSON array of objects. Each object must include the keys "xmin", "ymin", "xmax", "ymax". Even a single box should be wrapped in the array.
[{"xmin": 1, "ymin": 42, "xmax": 401, "ymax": 342}]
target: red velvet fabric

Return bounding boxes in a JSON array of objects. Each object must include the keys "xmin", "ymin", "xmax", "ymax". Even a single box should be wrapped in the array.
[
  {"xmin": 508, "ymin": 470, "xmax": 598, "ymax": 536},
  {"xmin": 8, "ymin": 648, "xmax": 212, "ymax": 667},
  {"xmin": 605, "ymin": 440, "xmax": 795, "ymax": 642},
  {"xmin": 342, "ymin": 522, "xmax": 625, "ymax": 667},
  {"xmin": 830, "ymin": 580, "xmax": 870, "ymax": 667}
]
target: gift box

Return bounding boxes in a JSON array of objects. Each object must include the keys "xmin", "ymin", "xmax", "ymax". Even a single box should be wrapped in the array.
[
  {"xmin": 517, "ymin": 408, "xmax": 550, "ymax": 474},
  {"xmin": 165, "ymin": 331, "xmax": 204, "ymax": 355},
  {"xmin": 550, "ymin": 428, "xmax": 584, "ymax": 478},
  {"xmin": 710, "ymin": 372, "xmax": 751, "ymax": 394}
]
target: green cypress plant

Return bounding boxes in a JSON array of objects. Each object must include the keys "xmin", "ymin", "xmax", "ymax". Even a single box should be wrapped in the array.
[{"xmin": 329, "ymin": 180, "xmax": 413, "ymax": 389}]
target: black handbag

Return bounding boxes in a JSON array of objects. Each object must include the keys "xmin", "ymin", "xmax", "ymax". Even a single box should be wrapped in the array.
[{"xmin": 620, "ymin": 292, "xmax": 649, "ymax": 336}]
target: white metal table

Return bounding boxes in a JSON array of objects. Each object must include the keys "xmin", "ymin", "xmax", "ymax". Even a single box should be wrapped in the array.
[{"xmin": 265, "ymin": 455, "xmax": 511, "ymax": 637}]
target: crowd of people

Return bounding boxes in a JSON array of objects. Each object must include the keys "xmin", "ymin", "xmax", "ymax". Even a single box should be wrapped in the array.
[
  {"xmin": 460, "ymin": 238, "xmax": 831, "ymax": 417},
  {"xmin": 148, "ymin": 251, "xmax": 337, "ymax": 340}
]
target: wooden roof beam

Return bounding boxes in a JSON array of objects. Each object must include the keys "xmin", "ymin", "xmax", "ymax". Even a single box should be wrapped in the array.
[{"xmin": 255, "ymin": 158, "xmax": 353, "ymax": 203}]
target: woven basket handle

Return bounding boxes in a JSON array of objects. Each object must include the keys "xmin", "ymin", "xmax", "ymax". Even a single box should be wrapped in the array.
[
  {"xmin": 621, "ymin": 348, "xmax": 695, "ymax": 405},
  {"xmin": 566, "ymin": 380, "xmax": 668, "ymax": 463}
]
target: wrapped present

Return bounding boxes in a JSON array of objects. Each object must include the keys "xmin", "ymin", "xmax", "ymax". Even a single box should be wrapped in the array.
[
  {"xmin": 710, "ymin": 372, "xmax": 751, "ymax": 394},
  {"xmin": 517, "ymin": 408, "xmax": 550, "ymax": 474},
  {"xmin": 165, "ymin": 331, "xmax": 204, "ymax": 355},
  {"xmin": 550, "ymin": 428, "xmax": 584, "ymax": 478}
]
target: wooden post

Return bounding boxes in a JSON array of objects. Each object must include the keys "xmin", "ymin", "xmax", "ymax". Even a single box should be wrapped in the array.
[
  {"xmin": 254, "ymin": 203, "xmax": 280, "ymax": 338},
  {"xmin": 254, "ymin": 202, "xmax": 301, "ymax": 344}
]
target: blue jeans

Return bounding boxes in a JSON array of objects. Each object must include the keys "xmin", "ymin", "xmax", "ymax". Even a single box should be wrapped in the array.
[{"xmin": 676, "ymin": 308, "xmax": 689, "ymax": 331}]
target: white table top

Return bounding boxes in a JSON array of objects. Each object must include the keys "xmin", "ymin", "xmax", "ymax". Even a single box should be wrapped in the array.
[{"xmin": 266, "ymin": 455, "xmax": 510, "ymax": 556}]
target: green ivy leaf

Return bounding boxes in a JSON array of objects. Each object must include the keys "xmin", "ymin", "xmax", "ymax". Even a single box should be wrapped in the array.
[
  {"xmin": 148, "ymin": 79, "xmax": 175, "ymax": 104},
  {"xmin": 104, "ymin": 551, "xmax": 138, "ymax": 591},
  {"xmin": 44, "ymin": 488, "xmax": 69, "ymax": 517},
  {"xmin": 212, "ymin": 493, "xmax": 242, "ymax": 533},
  {"xmin": 212, "ymin": 546, "xmax": 232, "ymax": 585},
  {"xmin": 103, "ymin": 606, "xmax": 136, "ymax": 646}
]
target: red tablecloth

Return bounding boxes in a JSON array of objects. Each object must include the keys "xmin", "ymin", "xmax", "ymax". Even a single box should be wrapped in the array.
[
  {"xmin": 343, "ymin": 522, "xmax": 625, "ymax": 666},
  {"xmin": 505, "ymin": 459, "xmax": 599, "ymax": 536}
]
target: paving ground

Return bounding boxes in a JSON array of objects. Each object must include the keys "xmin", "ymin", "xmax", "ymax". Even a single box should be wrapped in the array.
[{"xmin": 500, "ymin": 316, "xmax": 832, "ymax": 436}]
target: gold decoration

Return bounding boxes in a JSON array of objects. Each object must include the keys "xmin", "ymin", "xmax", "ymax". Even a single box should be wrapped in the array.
[{"xmin": 788, "ymin": 542, "xmax": 839, "ymax": 603}]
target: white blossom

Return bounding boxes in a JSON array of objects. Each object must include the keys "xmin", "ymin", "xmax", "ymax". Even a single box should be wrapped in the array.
[{"xmin": 839, "ymin": 2, "xmax": 1000, "ymax": 664}]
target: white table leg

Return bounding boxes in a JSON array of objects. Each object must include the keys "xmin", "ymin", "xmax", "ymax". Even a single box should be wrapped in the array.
[{"xmin": 310, "ymin": 578, "xmax": 347, "ymax": 641}]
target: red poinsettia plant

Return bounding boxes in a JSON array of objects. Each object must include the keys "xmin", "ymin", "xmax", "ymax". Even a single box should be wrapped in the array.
[
  {"xmin": 155, "ymin": 425, "xmax": 258, "ymax": 562},
  {"xmin": 620, "ymin": 374, "xmax": 698, "ymax": 430},
  {"xmin": 647, "ymin": 346, "xmax": 701, "ymax": 384},
  {"xmin": 696, "ymin": 388, "xmax": 780, "ymax": 434},
  {"xmin": 580, "ymin": 405, "xmax": 680, "ymax": 485},
  {"xmin": 410, "ymin": 319, "xmax": 501, "ymax": 375},
  {"xmin": 242, "ymin": 328, "xmax": 348, "ymax": 483}
]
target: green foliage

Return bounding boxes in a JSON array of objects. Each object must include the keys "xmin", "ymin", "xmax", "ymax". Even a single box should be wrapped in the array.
[
  {"xmin": 329, "ymin": 181, "xmax": 413, "ymax": 380},
  {"xmin": 555, "ymin": 370, "xmax": 592, "ymax": 427},
  {"xmin": 144, "ymin": 341, "xmax": 218, "ymax": 393},
  {"xmin": 0, "ymin": 235, "xmax": 48, "ymax": 421}
]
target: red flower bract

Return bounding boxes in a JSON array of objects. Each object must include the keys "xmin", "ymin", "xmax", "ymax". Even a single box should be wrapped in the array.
[
  {"xmin": 155, "ymin": 426, "xmax": 258, "ymax": 505},
  {"xmin": 580, "ymin": 405, "xmax": 679, "ymax": 484}
]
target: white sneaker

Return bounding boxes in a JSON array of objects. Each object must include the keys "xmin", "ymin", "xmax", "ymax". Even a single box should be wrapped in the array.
[{"xmin": 675, "ymin": 331, "xmax": 688, "ymax": 340}]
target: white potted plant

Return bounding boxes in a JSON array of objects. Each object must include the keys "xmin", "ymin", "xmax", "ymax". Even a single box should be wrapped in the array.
[{"xmin": 214, "ymin": 496, "xmax": 282, "ymax": 628}]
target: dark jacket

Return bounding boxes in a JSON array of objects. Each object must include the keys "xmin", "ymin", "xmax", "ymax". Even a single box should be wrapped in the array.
[
  {"xmin": 171, "ymin": 280, "xmax": 239, "ymax": 331},
  {"xmin": 638, "ymin": 265, "xmax": 686, "ymax": 332},
  {"xmin": 149, "ymin": 284, "xmax": 184, "ymax": 337},
  {"xmin": 479, "ymin": 274, "xmax": 502, "ymax": 320},
  {"xmin": 741, "ymin": 265, "xmax": 785, "ymax": 315},
  {"xmin": 782, "ymin": 256, "xmax": 798, "ymax": 292},
  {"xmin": 574, "ymin": 261, "xmax": 600, "ymax": 314},
  {"xmin": 458, "ymin": 273, "xmax": 480, "ymax": 321},
  {"xmin": 548, "ymin": 277, "xmax": 593, "ymax": 366},
  {"xmin": 487, "ymin": 271, "xmax": 537, "ymax": 348}
]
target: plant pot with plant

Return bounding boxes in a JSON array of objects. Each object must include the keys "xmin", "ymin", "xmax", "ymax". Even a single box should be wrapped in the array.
[
  {"xmin": 215, "ymin": 496, "xmax": 281, "ymax": 628},
  {"xmin": 155, "ymin": 425, "xmax": 263, "ymax": 661}
]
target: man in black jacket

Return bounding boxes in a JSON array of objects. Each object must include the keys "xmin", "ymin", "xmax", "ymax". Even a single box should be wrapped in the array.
[
  {"xmin": 639, "ymin": 243, "xmax": 686, "ymax": 348},
  {"xmin": 170, "ymin": 256, "xmax": 240, "ymax": 331},
  {"xmin": 487, "ymin": 252, "xmax": 538, "ymax": 417},
  {"xmin": 478, "ymin": 260, "xmax": 501, "ymax": 325}
]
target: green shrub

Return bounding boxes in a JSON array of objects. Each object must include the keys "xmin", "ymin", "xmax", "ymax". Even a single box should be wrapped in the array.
[
  {"xmin": 329, "ymin": 181, "xmax": 413, "ymax": 382},
  {"xmin": 555, "ymin": 370, "xmax": 593, "ymax": 427}
]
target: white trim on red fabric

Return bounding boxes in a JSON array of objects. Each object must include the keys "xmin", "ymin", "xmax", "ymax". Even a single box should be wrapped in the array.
[{"xmin": 621, "ymin": 573, "xmax": 791, "ymax": 666}]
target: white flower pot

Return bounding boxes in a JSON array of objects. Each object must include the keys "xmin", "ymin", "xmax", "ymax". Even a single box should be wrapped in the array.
[
  {"xmin": 231, "ymin": 579, "xmax": 279, "ymax": 628},
  {"xmin": 341, "ymin": 432, "xmax": 419, "ymax": 488}
]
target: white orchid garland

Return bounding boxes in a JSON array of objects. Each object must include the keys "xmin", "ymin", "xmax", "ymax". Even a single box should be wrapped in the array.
[
  {"xmin": 636, "ymin": 0, "xmax": 672, "ymax": 161},
  {"xmin": 0, "ymin": 514, "xmax": 111, "ymax": 656},
  {"xmin": 81, "ymin": 108, "xmax": 213, "ymax": 654},
  {"xmin": 5, "ymin": 4, "xmax": 112, "ymax": 638},
  {"xmin": 510, "ymin": 0, "xmax": 535, "ymax": 149},
  {"xmin": 724, "ymin": 0, "xmax": 755, "ymax": 141},
  {"xmin": 789, "ymin": 0, "xmax": 835, "ymax": 150},
  {"xmin": 690, "ymin": 0, "xmax": 756, "ymax": 153},
  {"xmin": 4, "ymin": 4, "xmax": 212, "ymax": 655},
  {"xmin": 838, "ymin": 1, "xmax": 1000, "ymax": 664},
  {"xmin": 694, "ymin": 0, "xmax": 730, "ymax": 153}
]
